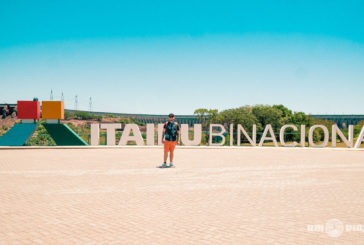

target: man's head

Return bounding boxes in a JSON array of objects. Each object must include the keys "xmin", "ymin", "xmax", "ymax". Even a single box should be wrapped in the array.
[{"xmin": 168, "ymin": 113, "xmax": 175, "ymax": 122}]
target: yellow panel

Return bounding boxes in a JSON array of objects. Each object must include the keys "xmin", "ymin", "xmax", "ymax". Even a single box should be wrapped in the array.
[{"xmin": 42, "ymin": 101, "xmax": 64, "ymax": 119}]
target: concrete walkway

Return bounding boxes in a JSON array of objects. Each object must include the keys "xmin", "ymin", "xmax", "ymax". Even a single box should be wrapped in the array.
[{"xmin": 0, "ymin": 147, "xmax": 363, "ymax": 244}]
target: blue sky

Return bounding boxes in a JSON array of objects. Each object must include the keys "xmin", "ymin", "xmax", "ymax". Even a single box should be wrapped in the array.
[{"xmin": 1, "ymin": 0, "xmax": 364, "ymax": 114}]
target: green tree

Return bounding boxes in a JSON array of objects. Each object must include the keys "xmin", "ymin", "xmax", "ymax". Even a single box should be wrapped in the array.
[
  {"xmin": 273, "ymin": 104, "xmax": 292, "ymax": 118},
  {"xmin": 217, "ymin": 106, "xmax": 258, "ymax": 131},
  {"xmin": 194, "ymin": 108, "xmax": 219, "ymax": 124},
  {"xmin": 194, "ymin": 108, "xmax": 208, "ymax": 122},
  {"xmin": 206, "ymin": 109, "xmax": 218, "ymax": 124},
  {"xmin": 217, "ymin": 106, "xmax": 259, "ymax": 145},
  {"xmin": 251, "ymin": 105, "xmax": 284, "ymax": 132},
  {"xmin": 285, "ymin": 112, "xmax": 314, "ymax": 142}
]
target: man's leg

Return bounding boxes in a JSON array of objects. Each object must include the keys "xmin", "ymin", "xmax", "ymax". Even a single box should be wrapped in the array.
[
  {"xmin": 158, "ymin": 141, "xmax": 169, "ymax": 167},
  {"xmin": 164, "ymin": 151, "xmax": 168, "ymax": 163},
  {"xmin": 169, "ymin": 141, "xmax": 177, "ymax": 166},
  {"xmin": 163, "ymin": 141, "xmax": 169, "ymax": 163},
  {"xmin": 169, "ymin": 151, "xmax": 174, "ymax": 163}
]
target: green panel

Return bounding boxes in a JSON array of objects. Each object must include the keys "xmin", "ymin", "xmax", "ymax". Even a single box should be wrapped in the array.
[
  {"xmin": 0, "ymin": 123, "xmax": 37, "ymax": 146},
  {"xmin": 43, "ymin": 124, "xmax": 88, "ymax": 146}
]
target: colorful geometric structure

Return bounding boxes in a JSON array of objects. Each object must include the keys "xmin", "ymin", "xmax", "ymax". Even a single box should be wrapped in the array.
[
  {"xmin": 0, "ymin": 123, "xmax": 37, "ymax": 146},
  {"xmin": 0, "ymin": 100, "xmax": 87, "ymax": 146},
  {"xmin": 0, "ymin": 100, "xmax": 40, "ymax": 146},
  {"xmin": 42, "ymin": 101, "xmax": 64, "ymax": 119},
  {"xmin": 43, "ymin": 124, "xmax": 88, "ymax": 146},
  {"xmin": 17, "ymin": 101, "xmax": 40, "ymax": 119}
]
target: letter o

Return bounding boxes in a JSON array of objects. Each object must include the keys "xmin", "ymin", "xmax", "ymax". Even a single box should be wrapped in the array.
[{"xmin": 308, "ymin": 125, "xmax": 329, "ymax": 148}]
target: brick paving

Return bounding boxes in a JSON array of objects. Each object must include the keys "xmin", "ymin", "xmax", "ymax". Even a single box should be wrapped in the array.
[{"xmin": 0, "ymin": 147, "xmax": 364, "ymax": 244}]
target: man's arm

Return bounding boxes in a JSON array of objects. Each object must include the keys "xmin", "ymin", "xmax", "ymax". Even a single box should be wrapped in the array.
[
  {"xmin": 162, "ymin": 123, "xmax": 166, "ymax": 143},
  {"xmin": 177, "ymin": 123, "xmax": 181, "ymax": 144}
]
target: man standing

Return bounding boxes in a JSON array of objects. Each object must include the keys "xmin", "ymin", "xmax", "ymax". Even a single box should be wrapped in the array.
[{"xmin": 159, "ymin": 113, "xmax": 180, "ymax": 168}]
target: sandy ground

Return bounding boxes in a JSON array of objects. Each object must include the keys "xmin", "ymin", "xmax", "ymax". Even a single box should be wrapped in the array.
[{"xmin": 0, "ymin": 147, "xmax": 364, "ymax": 244}]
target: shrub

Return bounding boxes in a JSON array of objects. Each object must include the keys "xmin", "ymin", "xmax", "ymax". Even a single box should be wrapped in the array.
[
  {"xmin": 26, "ymin": 123, "xmax": 56, "ymax": 146},
  {"xmin": 74, "ymin": 111, "xmax": 101, "ymax": 120}
]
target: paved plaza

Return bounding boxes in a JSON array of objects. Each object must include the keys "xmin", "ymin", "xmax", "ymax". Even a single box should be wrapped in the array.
[{"xmin": 0, "ymin": 147, "xmax": 364, "ymax": 244}]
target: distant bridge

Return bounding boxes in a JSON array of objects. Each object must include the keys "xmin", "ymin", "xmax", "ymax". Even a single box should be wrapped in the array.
[
  {"xmin": 65, "ymin": 109, "xmax": 363, "ymax": 128},
  {"xmin": 311, "ymin": 115, "xmax": 364, "ymax": 128},
  {"xmin": 65, "ymin": 109, "xmax": 201, "ymax": 126}
]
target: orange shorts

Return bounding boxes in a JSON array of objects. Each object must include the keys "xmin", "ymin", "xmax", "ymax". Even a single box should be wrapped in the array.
[{"xmin": 164, "ymin": 140, "xmax": 177, "ymax": 153}]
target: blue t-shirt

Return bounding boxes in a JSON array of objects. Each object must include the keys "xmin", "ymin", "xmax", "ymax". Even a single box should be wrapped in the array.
[{"xmin": 164, "ymin": 121, "xmax": 180, "ymax": 141}]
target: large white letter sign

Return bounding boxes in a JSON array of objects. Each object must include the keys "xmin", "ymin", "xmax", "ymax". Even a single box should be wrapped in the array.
[
  {"xmin": 119, "ymin": 124, "xmax": 144, "ymax": 146},
  {"xmin": 279, "ymin": 125, "xmax": 298, "ymax": 147},
  {"xmin": 354, "ymin": 125, "xmax": 364, "ymax": 148},
  {"xmin": 237, "ymin": 124, "xmax": 256, "ymax": 146},
  {"xmin": 181, "ymin": 124, "xmax": 202, "ymax": 146},
  {"xmin": 308, "ymin": 125, "xmax": 329, "ymax": 148},
  {"xmin": 332, "ymin": 125, "xmax": 353, "ymax": 148},
  {"xmin": 209, "ymin": 124, "xmax": 226, "ymax": 146},
  {"xmin": 158, "ymin": 123, "xmax": 164, "ymax": 145},
  {"xmin": 300, "ymin": 125, "xmax": 306, "ymax": 147},
  {"xmin": 100, "ymin": 123, "xmax": 121, "ymax": 145},
  {"xmin": 90, "ymin": 124, "xmax": 100, "ymax": 146},
  {"xmin": 146, "ymin": 124, "xmax": 155, "ymax": 146},
  {"xmin": 259, "ymin": 124, "xmax": 278, "ymax": 147},
  {"xmin": 230, "ymin": 124, "xmax": 234, "ymax": 146}
]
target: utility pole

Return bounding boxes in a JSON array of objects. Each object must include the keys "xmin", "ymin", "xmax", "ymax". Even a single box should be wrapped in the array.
[
  {"xmin": 61, "ymin": 92, "xmax": 64, "ymax": 101},
  {"xmin": 50, "ymin": 90, "xmax": 54, "ymax": 101},
  {"xmin": 89, "ymin": 97, "xmax": 92, "ymax": 112},
  {"xmin": 74, "ymin": 95, "xmax": 78, "ymax": 111}
]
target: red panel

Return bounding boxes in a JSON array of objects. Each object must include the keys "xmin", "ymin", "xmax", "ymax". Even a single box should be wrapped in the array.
[{"xmin": 17, "ymin": 101, "xmax": 40, "ymax": 119}]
